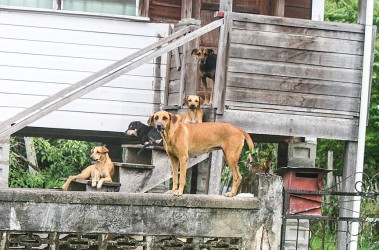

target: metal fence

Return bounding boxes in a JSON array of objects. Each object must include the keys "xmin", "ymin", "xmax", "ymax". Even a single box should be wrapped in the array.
[{"xmin": 280, "ymin": 174, "xmax": 379, "ymax": 250}]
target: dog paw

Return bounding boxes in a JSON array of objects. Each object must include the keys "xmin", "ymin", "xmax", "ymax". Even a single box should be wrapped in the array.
[
  {"xmin": 91, "ymin": 181, "xmax": 97, "ymax": 187},
  {"xmin": 172, "ymin": 190, "xmax": 183, "ymax": 196},
  {"xmin": 224, "ymin": 192, "xmax": 236, "ymax": 197},
  {"xmin": 97, "ymin": 182, "xmax": 103, "ymax": 189}
]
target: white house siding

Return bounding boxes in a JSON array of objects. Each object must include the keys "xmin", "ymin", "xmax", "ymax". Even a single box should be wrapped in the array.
[{"xmin": 0, "ymin": 8, "xmax": 169, "ymax": 133}]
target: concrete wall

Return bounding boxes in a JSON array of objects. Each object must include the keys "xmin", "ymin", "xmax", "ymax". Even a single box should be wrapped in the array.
[{"xmin": 0, "ymin": 174, "xmax": 282, "ymax": 249}]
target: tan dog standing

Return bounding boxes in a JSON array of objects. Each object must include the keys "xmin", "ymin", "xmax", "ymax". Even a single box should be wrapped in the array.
[
  {"xmin": 150, "ymin": 111, "xmax": 254, "ymax": 197},
  {"xmin": 176, "ymin": 95, "xmax": 204, "ymax": 124},
  {"xmin": 62, "ymin": 146, "xmax": 114, "ymax": 191}
]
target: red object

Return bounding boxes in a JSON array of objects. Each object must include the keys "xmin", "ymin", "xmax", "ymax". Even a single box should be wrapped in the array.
[
  {"xmin": 276, "ymin": 167, "xmax": 330, "ymax": 216},
  {"xmin": 215, "ymin": 11, "xmax": 225, "ymax": 17}
]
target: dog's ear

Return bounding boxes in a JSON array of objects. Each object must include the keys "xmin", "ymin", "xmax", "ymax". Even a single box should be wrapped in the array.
[
  {"xmin": 182, "ymin": 96, "xmax": 188, "ymax": 105},
  {"xmin": 101, "ymin": 146, "xmax": 109, "ymax": 154},
  {"xmin": 170, "ymin": 113, "xmax": 178, "ymax": 124},
  {"xmin": 147, "ymin": 115, "xmax": 154, "ymax": 126},
  {"xmin": 191, "ymin": 49, "xmax": 198, "ymax": 55},
  {"xmin": 199, "ymin": 96, "xmax": 205, "ymax": 106},
  {"xmin": 207, "ymin": 49, "xmax": 214, "ymax": 54}
]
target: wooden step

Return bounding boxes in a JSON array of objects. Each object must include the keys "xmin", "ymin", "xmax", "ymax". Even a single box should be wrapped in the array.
[
  {"xmin": 68, "ymin": 179, "xmax": 121, "ymax": 192},
  {"xmin": 119, "ymin": 144, "xmax": 210, "ymax": 194},
  {"xmin": 113, "ymin": 162, "xmax": 155, "ymax": 170}
]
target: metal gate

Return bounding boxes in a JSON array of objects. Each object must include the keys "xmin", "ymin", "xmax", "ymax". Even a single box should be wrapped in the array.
[{"xmin": 280, "ymin": 174, "xmax": 379, "ymax": 249}]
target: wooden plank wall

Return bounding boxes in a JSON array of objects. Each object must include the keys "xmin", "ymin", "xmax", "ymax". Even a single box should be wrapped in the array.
[
  {"xmin": 0, "ymin": 8, "xmax": 169, "ymax": 134},
  {"xmin": 219, "ymin": 13, "xmax": 365, "ymax": 141},
  {"xmin": 149, "ymin": 0, "xmax": 181, "ymax": 23},
  {"xmin": 285, "ymin": 0, "xmax": 311, "ymax": 19}
]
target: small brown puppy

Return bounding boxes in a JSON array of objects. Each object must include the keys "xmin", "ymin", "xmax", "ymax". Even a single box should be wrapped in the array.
[
  {"xmin": 192, "ymin": 48, "xmax": 217, "ymax": 105},
  {"xmin": 150, "ymin": 111, "xmax": 254, "ymax": 197},
  {"xmin": 176, "ymin": 95, "xmax": 204, "ymax": 124},
  {"xmin": 62, "ymin": 146, "xmax": 114, "ymax": 191}
]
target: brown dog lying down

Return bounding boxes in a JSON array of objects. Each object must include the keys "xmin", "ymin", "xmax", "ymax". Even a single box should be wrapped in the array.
[
  {"xmin": 176, "ymin": 95, "xmax": 204, "ymax": 124},
  {"xmin": 149, "ymin": 111, "xmax": 254, "ymax": 197},
  {"xmin": 62, "ymin": 146, "xmax": 115, "ymax": 191}
]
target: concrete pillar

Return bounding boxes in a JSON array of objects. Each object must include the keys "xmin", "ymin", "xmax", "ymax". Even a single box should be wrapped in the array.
[
  {"xmin": 278, "ymin": 138, "xmax": 317, "ymax": 249},
  {"xmin": 287, "ymin": 138, "xmax": 317, "ymax": 168},
  {"xmin": 0, "ymin": 137, "xmax": 10, "ymax": 188}
]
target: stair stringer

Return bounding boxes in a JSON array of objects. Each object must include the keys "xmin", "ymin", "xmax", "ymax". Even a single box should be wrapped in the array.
[{"xmin": 119, "ymin": 148, "xmax": 209, "ymax": 193}]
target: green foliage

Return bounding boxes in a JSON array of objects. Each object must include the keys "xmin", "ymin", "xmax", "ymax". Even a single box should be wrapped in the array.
[
  {"xmin": 221, "ymin": 142, "xmax": 277, "ymax": 193},
  {"xmin": 317, "ymin": 0, "xmax": 379, "ymax": 177},
  {"xmin": 9, "ymin": 137, "xmax": 98, "ymax": 189}
]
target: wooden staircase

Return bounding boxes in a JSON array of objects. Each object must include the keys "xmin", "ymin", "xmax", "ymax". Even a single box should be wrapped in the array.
[{"xmin": 70, "ymin": 144, "xmax": 209, "ymax": 193}]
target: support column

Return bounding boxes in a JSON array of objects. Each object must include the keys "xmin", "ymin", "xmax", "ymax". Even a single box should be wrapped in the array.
[
  {"xmin": 0, "ymin": 136, "xmax": 10, "ymax": 188},
  {"xmin": 208, "ymin": 150, "xmax": 223, "ymax": 195},
  {"xmin": 278, "ymin": 138, "xmax": 316, "ymax": 249},
  {"xmin": 337, "ymin": 141, "xmax": 358, "ymax": 249}
]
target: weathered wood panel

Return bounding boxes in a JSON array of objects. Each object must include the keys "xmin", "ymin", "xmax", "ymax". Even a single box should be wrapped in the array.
[
  {"xmin": 222, "ymin": 13, "xmax": 365, "ymax": 140},
  {"xmin": 216, "ymin": 109, "xmax": 358, "ymax": 141},
  {"xmin": 229, "ymin": 44, "xmax": 363, "ymax": 69},
  {"xmin": 227, "ymin": 72, "xmax": 361, "ymax": 98},
  {"xmin": 0, "ymin": 8, "xmax": 169, "ymax": 134},
  {"xmin": 228, "ymin": 58, "xmax": 362, "ymax": 84},
  {"xmin": 285, "ymin": 0, "xmax": 311, "ymax": 19},
  {"xmin": 149, "ymin": 0, "xmax": 181, "ymax": 23}
]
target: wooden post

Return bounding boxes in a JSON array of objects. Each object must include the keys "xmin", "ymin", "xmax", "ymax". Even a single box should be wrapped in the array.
[
  {"xmin": 337, "ymin": 141, "xmax": 358, "ymax": 249},
  {"xmin": 349, "ymin": 1, "xmax": 375, "ymax": 249},
  {"xmin": 24, "ymin": 137, "xmax": 38, "ymax": 174},
  {"xmin": 219, "ymin": 0, "xmax": 233, "ymax": 12},
  {"xmin": 327, "ymin": 151, "xmax": 333, "ymax": 190},
  {"xmin": 181, "ymin": 0, "xmax": 193, "ymax": 19},
  {"xmin": 271, "ymin": 0, "xmax": 285, "ymax": 17},
  {"xmin": 213, "ymin": 13, "xmax": 231, "ymax": 113},
  {"xmin": 138, "ymin": 0, "xmax": 149, "ymax": 17},
  {"xmin": 0, "ymin": 136, "xmax": 10, "ymax": 188},
  {"xmin": 208, "ymin": 150, "xmax": 224, "ymax": 195}
]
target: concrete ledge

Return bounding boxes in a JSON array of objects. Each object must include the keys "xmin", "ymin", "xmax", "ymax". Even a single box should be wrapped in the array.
[
  {"xmin": 0, "ymin": 175, "xmax": 282, "ymax": 248},
  {"xmin": 0, "ymin": 188, "xmax": 259, "ymax": 210}
]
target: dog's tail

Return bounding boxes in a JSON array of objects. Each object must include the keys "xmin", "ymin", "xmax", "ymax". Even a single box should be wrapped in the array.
[{"xmin": 241, "ymin": 129, "xmax": 254, "ymax": 153}]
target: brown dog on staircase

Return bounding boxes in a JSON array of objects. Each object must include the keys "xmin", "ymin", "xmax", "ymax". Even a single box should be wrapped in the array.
[
  {"xmin": 62, "ymin": 146, "xmax": 114, "ymax": 191},
  {"xmin": 192, "ymin": 48, "xmax": 217, "ymax": 105},
  {"xmin": 176, "ymin": 95, "xmax": 204, "ymax": 124},
  {"xmin": 149, "ymin": 111, "xmax": 254, "ymax": 197}
]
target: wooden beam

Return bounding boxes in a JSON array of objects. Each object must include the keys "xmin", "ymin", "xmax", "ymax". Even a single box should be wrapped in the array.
[
  {"xmin": 181, "ymin": 0, "xmax": 193, "ymax": 19},
  {"xmin": 138, "ymin": 0, "xmax": 149, "ymax": 17},
  {"xmin": 219, "ymin": 0, "xmax": 232, "ymax": 12},
  {"xmin": 213, "ymin": 13, "xmax": 231, "ymax": 114},
  {"xmin": 271, "ymin": 0, "xmax": 285, "ymax": 17}
]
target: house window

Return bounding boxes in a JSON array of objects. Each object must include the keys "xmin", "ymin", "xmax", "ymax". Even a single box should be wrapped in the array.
[
  {"xmin": 0, "ymin": 0, "xmax": 53, "ymax": 9},
  {"xmin": 61, "ymin": 0, "xmax": 137, "ymax": 16},
  {"xmin": 0, "ymin": 0, "xmax": 139, "ymax": 16}
]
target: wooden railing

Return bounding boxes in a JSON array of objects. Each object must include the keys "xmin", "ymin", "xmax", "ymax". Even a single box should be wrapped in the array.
[{"xmin": 0, "ymin": 18, "xmax": 224, "ymax": 140}]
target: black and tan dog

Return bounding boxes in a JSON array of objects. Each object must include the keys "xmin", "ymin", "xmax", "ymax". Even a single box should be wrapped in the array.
[
  {"xmin": 62, "ymin": 146, "xmax": 114, "ymax": 191},
  {"xmin": 125, "ymin": 121, "xmax": 163, "ymax": 154},
  {"xmin": 176, "ymin": 95, "xmax": 204, "ymax": 124},
  {"xmin": 149, "ymin": 111, "xmax": 254, "ymax": 197},
  {"xmin": 192, "ymin": 48, "xmax": 217, "ymax": 105}
]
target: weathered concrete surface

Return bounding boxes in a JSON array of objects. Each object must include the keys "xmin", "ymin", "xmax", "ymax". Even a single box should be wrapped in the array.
[{"xmin": 0, "ymin": 174, "xmax": 282, "ymax": 249}]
